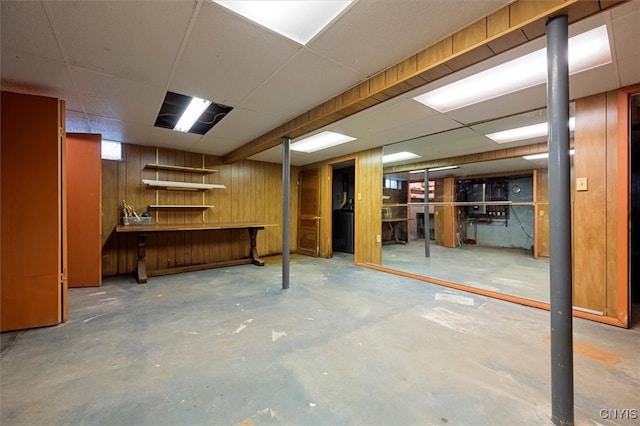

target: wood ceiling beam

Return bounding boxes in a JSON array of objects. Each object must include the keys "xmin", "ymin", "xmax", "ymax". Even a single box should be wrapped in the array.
[{"xmin": 222, "ymin": 0, "xmax": 621, "ymax": 164}]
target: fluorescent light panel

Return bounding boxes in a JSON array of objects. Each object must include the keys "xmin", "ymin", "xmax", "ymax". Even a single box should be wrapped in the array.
[
  {"xmin": 413, "ymin": 25, "xmax": 611, "ymax": 112},
  {"xmin": 213, "ymin": 1, "xmax": 352, "ymax": 45},
  {"xmin": 291, "ymin": 131, "xmax": 356, "ymax": 153},
  {"xmin": 487, "ymin": 117, "xmax": 575, "ymax": 144},
  {"xmin": 523, "ymin": 149, "xmax": 575, "ymax": 160},
  {"xmin": 174, "ymin": 97, "xmax": 212, "ymax": 133},
  {"xmin": 409, "ymin": 166, "xmax": 458, "ymax": 173},
  {"xmin": 382, "ymin": 151, "xmax": 421, "ymax": 164}
]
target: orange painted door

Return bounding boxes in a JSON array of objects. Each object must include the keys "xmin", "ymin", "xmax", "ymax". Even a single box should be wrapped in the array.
[
  {"xmin": 298, "ymin": 168, "xmax": 320, "ymax": 257},
  {"xmin": 1, "ymin": 91, "xmax": 67, "ymax": 331},
  {"xmin": 67, "ymin": 133, "xmax": 102, "ymax": 287}
]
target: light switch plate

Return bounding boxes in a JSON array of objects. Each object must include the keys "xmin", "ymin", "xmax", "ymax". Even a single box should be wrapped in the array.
[{"xmin": 577, "ymin": 177, "xmax": 588, "ymax": 191}]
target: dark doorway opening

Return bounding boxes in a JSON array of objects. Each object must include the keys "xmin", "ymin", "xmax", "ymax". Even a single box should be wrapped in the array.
[{"xmin": 332, "ymin": 161, "xmax": 355, "ymax": 254}]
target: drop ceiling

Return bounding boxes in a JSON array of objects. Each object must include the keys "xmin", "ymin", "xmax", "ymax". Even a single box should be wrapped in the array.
[{"xmin": 1, "ymin": 0, "xmax": 639, "ymax": 171}]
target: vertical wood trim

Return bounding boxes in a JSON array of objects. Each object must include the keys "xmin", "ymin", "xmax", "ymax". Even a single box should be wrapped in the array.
[
  {"xmin": 443, "ymin": 177, "xmax": 457, "ymax": 248},
  {"xmin": 574, "ymin": 94, "xmax": 608, "ymax": 312},
  {"xmin": 605, "ymin": 91, "xmax": 619, "ymax": 319},
  {"xmin": 535, "ymin": 168, "xmax": 550, "ymax": 258},
  {"xmin": 59, "ymin": 100, "xmax": 68, "ymax": 322},
  {"xmin": 615, "ymin": 89, "xmax": 631, "ymax": 326}
]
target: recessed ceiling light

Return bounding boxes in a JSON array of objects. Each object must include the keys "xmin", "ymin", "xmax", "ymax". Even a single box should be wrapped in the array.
[
  {"xmin": 382, "ymin": 151, "xmax": 421, "ymax": 164},
  {"xmin": 291, "ymin": 131, "xmax": 356, "ymax": 153},
  {"xmin": 428, "ymin": 165, "xmax": 459, "ymax": 172},
  {"xmin": 487, "ymin": 117, "xmax": 575, "ymax": 144},
  {"xmin": 154, "ymin": 91, "xmax": 233, "ymax": 135},
  {"xmin": 409, "ymin": 166, "xmax": 458, "ymax": 172},
  {"xmin": 213, "ymin": 0, "xmax": 353, "ymax": 45},
  {"xmin": 413, "ymin": 25, "xmax": 611, "ymax": 112},
  {"xmin": 174, "ymin": 97, "xmax": 212, "ymax": 133},
  {"xmin": 523, "ymin": 149, "xmax": 575, "ymax": 161}
]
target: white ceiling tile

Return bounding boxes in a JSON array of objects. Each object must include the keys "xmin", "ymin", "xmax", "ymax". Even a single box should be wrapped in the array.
[
  {"xmin": 569, "ymin": 63, "xmax": 621, "ymax": 100},
  {"xmin": 611, "ymin": 1, "xmax": 640, "ymax": 87},
  {"xmin": 48, "ymin": 0, "xmax": 195, "ymax": 86},
  {"xmin": 147, "ymin": 127, "xmax": 202, "ymax": 151},
  {"xmin": 310, "ymin": 0, "xmax": 510, "ymax": 76},
  {"xmin": 0, "ymin": 1, "xmax": 62, "ymax": 61},
  {"xmin": 0, "ymin": 47, "xmax": 82, "ymax": 111},
  {"xmin": 170, "ymin": 2, "xmax": 301, "ymax": 106},
  {"xmin": 87, "ymin": 115, "xmax": 152, "ymax": 146},
  {"xmin": 240, "ymin": 49, "xmax": 365, "ymax": 120},
  {"xmin": 190, "ymin": 108, "xmax": 287, "ymax": 155},
  {"xmin": 187, "ymin": 135, "xmax": 239, "ymax": 157},
  {"xmin": 71, "ymin": 67, "xmax": 166, "ymax": 124}
]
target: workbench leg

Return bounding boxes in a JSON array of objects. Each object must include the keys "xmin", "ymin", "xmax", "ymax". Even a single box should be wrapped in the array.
[
  {"xmin": 248, "ymin": 228, "xmax": 265, "ymax": 266},
  {"xmin": 136, "ymin": 233, "xmax": 148, "ymax": 283}
]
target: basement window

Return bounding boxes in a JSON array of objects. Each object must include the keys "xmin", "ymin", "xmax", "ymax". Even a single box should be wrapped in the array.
[{"xmin": 101, "ymin": 140, "xmax": 123, "ymax": 161}]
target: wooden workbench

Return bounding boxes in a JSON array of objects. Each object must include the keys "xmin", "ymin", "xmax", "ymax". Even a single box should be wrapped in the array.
[{"xmin": 115, "ymin": 222, "xmax": 278, "ymax": 283}]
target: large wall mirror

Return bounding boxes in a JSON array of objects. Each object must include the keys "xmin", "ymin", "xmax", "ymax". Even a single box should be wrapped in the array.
[{"xmin": 381, "ymin": 104, "xmax": 575, "ymax": 304}]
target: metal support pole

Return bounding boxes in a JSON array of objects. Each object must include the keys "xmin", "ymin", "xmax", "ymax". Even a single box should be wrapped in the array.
[
  {"xmin": 282, "ymin": 136, "xmax": 291, "ymax": 290},
  {"xmin": 424, "ymin": 169, "xmax": 430, "ymax": 258},
  {"xmin": 546, "ymin": 15, "xmax": 574, "ymax": 426}
]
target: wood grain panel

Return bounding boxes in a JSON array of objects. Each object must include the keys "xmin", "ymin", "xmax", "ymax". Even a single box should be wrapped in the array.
[
  {"xmin": 356, "ymin": 148, "xmax": 383, "ymax": 265},
  {"xmin": 605, "ymin": 91, "xmax": 619, "ymax": 318},
  {"xmin": 574, "ymin": 94, "xmax": 608, "ymax": 312},
  {"xmin": 509, "ymin": 0, "xmax": 566, "ymax": 27},
  {"xmin": 101, "ymin": 144, "xmax": 298, "ymax": 276},
  {"xmin": 534, "ymin": 168, "xmax": 550, "ymax": 258},
  {"xmin": 442, "ymin": 177, "xmax": 457, "ymax": 248},
  {"xmin": 66, "ymin": 133, "xmax": 102, "ymax": 287},
  {"xmin": 1, "ymin": 92, "xmax": 65, "ymax": 331},
  {"xmin": 452, "ymin": 19, "xmax": 487, "ymax": 54},
  {"xmin": 487, "ymin": 6, "xmax": 510, "ymax": 38}
]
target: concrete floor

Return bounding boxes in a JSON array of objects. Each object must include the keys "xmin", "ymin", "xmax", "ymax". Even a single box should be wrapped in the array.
[
  {"xmin": 1, "ymin": 253, "xmax": 638, "ymax": 426},
  {"xmin": 383, "ymin": 240, "xmax": 550, "ymax": 302}
]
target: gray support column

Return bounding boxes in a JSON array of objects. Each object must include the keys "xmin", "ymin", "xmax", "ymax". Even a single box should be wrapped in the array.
[
  {"xmin": 424, "ymin": 169, "xmax": 430, "ymax": 257},
  {"xmin": 282, "ymin": 136, "xmax": 291, "ymax": 290},
  {"xmin": 546, "ymin": 15, "xmax": 574, "ymax": 426}
]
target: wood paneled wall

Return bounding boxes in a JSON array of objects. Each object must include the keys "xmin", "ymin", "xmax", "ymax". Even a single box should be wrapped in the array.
[
  {"xmin": 534, "ymin": 168, "xmax": 550, "ymax": 258},
  {"xmin": 308, "ymin": 148, "xmax": 382, "ymax": 265},
  {"xmin": 101, "ymin": 144, "xmax": 299, "ymax": 276},
  {"xmin": 355, "ymin": 149, "xmax": 383, "ymax": 265},
  {"xmin": 573, "ymin": 91, "xmax": 627, "ymax": 323}
]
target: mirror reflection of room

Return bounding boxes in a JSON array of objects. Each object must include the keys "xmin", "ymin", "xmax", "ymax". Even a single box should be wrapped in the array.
[{"xmin": 379, "ymin": 106, "xmax": 577, "ymax": 303}]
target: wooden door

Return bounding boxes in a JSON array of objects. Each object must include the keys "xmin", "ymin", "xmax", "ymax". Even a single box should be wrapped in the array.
[
  {"xmin": 298, "ymin": 168, "xmax": 320, "ymax": 257},
  {"xmin": 1, "ymin": 92, "xmax": 67, "ymax": 331},
  {"xmin": 67, "ymin": 133, "xmax": 102, "ymax": 287}
]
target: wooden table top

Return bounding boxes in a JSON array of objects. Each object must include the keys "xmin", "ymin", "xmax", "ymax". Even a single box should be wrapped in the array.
[{"xmin": 116, "ymin": 222, "xmax": 278, "ymax": 233}]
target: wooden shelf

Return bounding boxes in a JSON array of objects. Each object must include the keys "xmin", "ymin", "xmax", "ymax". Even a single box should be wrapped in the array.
[
  {"xmin": 149, "ymin": 205, "xmax": 214, "ymax": 209},
  {"xmin": 142, "ymin": 179, "xmax": 225, "ymax": 191},
  {"xmin": 144, "ymin": 163, "xmax": 217, "ymax": 174}
]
